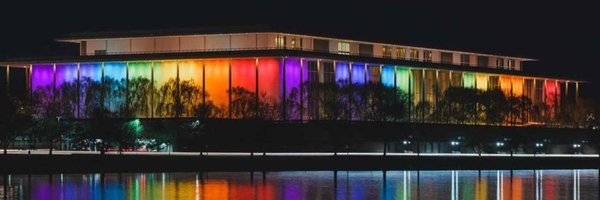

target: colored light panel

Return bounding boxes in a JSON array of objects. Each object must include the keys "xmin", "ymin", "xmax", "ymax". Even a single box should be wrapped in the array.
[
  {"xmin": 335, "ymin": 62, "xmax": 350, "ymax": 84},
  {"xmin": 512, "ymin": 77, "xmax": 523, "ymax": 96},
  {"xmin": 231, "ymin": 58, "xmax": 256, "ymax": 92},
  {"xmin": 351, "ymin": 63, "xmax": 366, "ymax": 85},
  {"xmin": 153, "ymin": 61, "xmax": 178, "ymax": 117},
  {"xmin": 31, "ymin": 64, "xmax": 54, "ymax": 92},
  {"xmin": 78, "ymin": 62, "xmax": 102, "ymax": 118},
  {"xmin": 500, "ymin": 76, "xmax": 511, "ymax": 95},
  {"xmin": 396, "ymin": 67, "xmax": 410, "ymax": 93},
  {"xmin": 153, "ymin": 61, "xmax": 178, "ymax": 86},
  {"xmin": 284, "ymin": 57, "xmax": 302, "ymax": 98},
  {"xmin": 128, "ymin": 61, "xmax": 152, "ymax": 80},
  {"xmin": 204, "ymin": 59, "xmax": 230, "ymax": 116},
  {"xmin": 178, "ymin": 60, "xmax": 203, "ymax": 87},
  {"xmin": 545, "ymin": 80, "xmax": 560, "ymax": 107},
  {"xmin": 258, "ymin": 57, "xmax": 280, "ymax": 103},
  {"xmin": 79, "ymin": 62, "xmax": 102, "ymax": 82},
  {"xmin": 127, "ymin": 61, "xmax": 152, "ymax": 117},
  {"xmin": 55, "ymin": 63, "xmax": 78, "ymax": 89},
  {"xmin": 463, "ymin": 72, "xmax": 475, "ymax": 89},
  {"xmin": 178, "ymin": 59, "xmax": 204, "ymax": 117},
  {"xmin": 104, "ymin": 62, "xmax": 127, "ymax": 81},
  {"xmin": 381, "ymin": 65, "xmax": 395, "ymax": 88},
  {"xmin": 475, "ymin": 74, "xmax": 488, "ymax": 91}
]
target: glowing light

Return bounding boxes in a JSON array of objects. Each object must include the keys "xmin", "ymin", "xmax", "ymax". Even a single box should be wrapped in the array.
[
  {"xmin": 335, "ymin": 61, "xmax": 350, "ymax": 84},
  {"xmin": 204, "ymin": 59, "xmax": 230, "ymax": 115},
  {"xmin": 231, "ymin": 58, "xmax": 257, "ymax": 92},
  {"xmin": 396, "ymin": 67, "xmax": 410, "ymax": 93},
  {"xmin": 55, "ymin": 63, "xmax": 78, "ymax": 89},
  {"xmin": 462, "ymin": 72, "xmax": 475, "ymax": 89},
  {"xmin": 31, "ymin": 64, "xmax": 54, "ymax": 91},
  {"xmin": 500, "ymin": 76, "xmax": 511, "ymax": 95},
  {"xmin": 258, "ymin": 57, "xmax": 280, "ymax": 101},
  {"xmin": 381, "ymin": 65, "xmax": 394, "ymax": 87},
  {"xmin": 475, "ymin": 74, "xmax": 488, "ymax": 91},
  {"xmin": 351, "ymin": 63, "xmax": 366, "ymax": 84}
]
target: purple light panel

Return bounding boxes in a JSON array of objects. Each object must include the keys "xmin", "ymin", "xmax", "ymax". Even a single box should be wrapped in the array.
[
  {"xmin": 335, "ymin": 62, "xmax": 350, "ymax": 84},
  {"xmin": 31, "ymin": 64, "xmax": 54, "ymax": 91},
  {"xmin": 55, "ymin": 63, "xmax": 78, "ymax": 89},
  {"xmin": 351, "ymin": 63, "xmax": 366, "ymax": 85}
]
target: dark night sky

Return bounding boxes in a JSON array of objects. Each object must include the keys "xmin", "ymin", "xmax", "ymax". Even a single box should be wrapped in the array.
[{"xmin": 1, "ymin": 1, "xmax": 598, "ymax": 98}]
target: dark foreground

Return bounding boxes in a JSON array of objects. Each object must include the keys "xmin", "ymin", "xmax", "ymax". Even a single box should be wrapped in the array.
[{"xmin": 1, "ymin": 154, "xmax": 598, "ymax": 174}]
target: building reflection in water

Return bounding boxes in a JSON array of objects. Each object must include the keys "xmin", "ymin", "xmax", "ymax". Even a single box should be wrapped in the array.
[{"xmin": 0, "ymin": 170, "xmax": 598, "ymax": 199}]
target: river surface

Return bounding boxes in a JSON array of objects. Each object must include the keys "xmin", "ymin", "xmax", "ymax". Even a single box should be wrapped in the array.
[{"xmin": 1, "ymin": 170, "xmax": 598, "ymax": 199}]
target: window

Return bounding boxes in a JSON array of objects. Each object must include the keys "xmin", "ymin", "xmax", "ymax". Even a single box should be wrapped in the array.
[
  {"xmin": 477, "ymin": 56, "xmax": 489, "ymax": 67},
  {"xmin": 291, "ymin": 38, "xmax": 302, "ymax": 49},
  {"xmin": 397, "ymin": 48, "xmax": 406, "ymax": 60},
  {"xmin": 507, "ymin": 59, "xmax": 516, "ymax": 70},
  {"xmin": 338, "ymin": 42, "xmax": 350, "ymax": 55},
  {"xmin": 423, "ymin": 50, "xmax": 432, "ymax": 62},
  {"xmin": 441, "ymin": 52, "xmax": 453, "ymax": 64},
  {"xmin": 383, "ymin": 46, "xmax": 392, "ymax": 58},
  {"xmin": 313, "ymin": 39, "xmax": 329, "ymax": 52},
  {"xmin": 460, "ymin": 54, "xmax": 470, "ymax": 66},
  {"xmin": 368, "ymin": 65, "xmax": 381, "ymax": 83},
  {"xmin": 496, "ymin": 58, "xmax": 504, "ymax": 69},
  {"xmin": 409, "ymin": 49, "xmax": 419, "ymax": 61},
  {"xmin": 308, "ymin": 61, "xmax": 319, "ymax": 83},
  {"xmin": 359, "ymin": 44, "xmax": 373, "ymax": 57},
  {"xmin": 275, "ymin": 35, "xmax": 285, "ymax": 48},
  {"xmin": 321, "ymin": 62, "xmax": 335, "ymax": 83}
]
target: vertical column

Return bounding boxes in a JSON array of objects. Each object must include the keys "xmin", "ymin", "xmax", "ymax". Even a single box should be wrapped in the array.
[
  {"xmin": 393, "ymin": 66, "xmax": 397, "ymax": 89},
  {"xmin": 255, "ymin": 57, "xmax": 259, "ymax": 117},
  {"xmin": 363, "ymin": 63, "xmax": 367, "ymax": 84},
  {"xmin": 53, "ymin": 63, "xmax": 56, "ymax": 99},
  {"xmin": 202, "ymin": 60, "xmax": 206, "ymax": 107},
  {"xmin": 228, "ymin": 58, "xmax": 232, "ymax": 119},
  {"xmin": 282, "ymin": 56, "xmax": 287, "ymax": 120},
  {"xmin": 317, "ymin": 59, "xmax": 321, "ymax": 83},
  {"xmin": 532, "ymin": 78, "xmax": 536, "ymax": 105},
  {"xmin": 348, "ymin": 62, "xmax": 353, "ymax": 84},
  {"xmin": 151, "ymin": 61, "xmax": 155, "ymax": 118},
  {"xmin": 125, "ymin": 61, "xmax": 129, "ymax": 112},
  {"xmin": 176, "ymin": 60, "xmax": 180, "ymax": 117},
  {"xmin": 76, "ymin": 63, "xmax": 81, "ymax": 118},
  {"xmin": 543, "ymin": 79, "xmax": 547, "ymax": 105},
  {"xmin": 29, "ymin": 65, "xmax": 33, "ymax": 97},
  {"xmin": 575, "ymin": 82, "xmax": 579, "ymax": 104},
  {"xmin": 421, "ymin": 69, "xmax": 425, "ymax": 105},
  {"xmin": 435, "ymin": 70, "xmax": 440, "ymax": 111},
  {"xmin": 101, "ymin": 62, "xmax": 105, "ymax": 110},
  {"xmin": 408, "ymin": 68, "xmax": 412, "ymax": 121},
  {"xmin": 300, "ymin": 58, "xmax": 304, "ymax": 121}
]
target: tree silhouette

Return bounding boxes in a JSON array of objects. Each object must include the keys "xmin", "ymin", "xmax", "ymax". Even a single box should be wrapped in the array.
[{"xmin": 0, "ymin": 94, "xmax": 33, "ymax": 154}]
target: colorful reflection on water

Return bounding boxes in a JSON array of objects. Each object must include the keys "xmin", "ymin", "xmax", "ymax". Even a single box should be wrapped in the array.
[{"xmin": 0, "ymin": 170, "xmax": 598, "ymax": 199}]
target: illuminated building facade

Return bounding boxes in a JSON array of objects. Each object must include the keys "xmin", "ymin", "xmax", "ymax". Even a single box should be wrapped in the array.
[{"xmin": 0, "ymin": 30, "xmax": 582, "ymax": 123}]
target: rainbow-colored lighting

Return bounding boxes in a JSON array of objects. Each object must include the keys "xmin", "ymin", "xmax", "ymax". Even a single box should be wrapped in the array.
[{"xmin": 29, "ymin": 56, "xmax": 568, "ymax": 119}]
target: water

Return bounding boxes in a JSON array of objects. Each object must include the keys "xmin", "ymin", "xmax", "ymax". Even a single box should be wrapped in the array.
[{"xmin": 1, "ymin": 170, "xmax": 598, "ymax": 199}]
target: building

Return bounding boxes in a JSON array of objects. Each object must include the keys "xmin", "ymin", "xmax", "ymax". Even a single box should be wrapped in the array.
[{"xmin": 0, "ymin": 28, "xmax": 583, "ymax": 124}]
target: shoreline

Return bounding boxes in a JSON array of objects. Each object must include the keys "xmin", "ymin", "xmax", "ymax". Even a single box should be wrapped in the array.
[{"xmin": 1, "ymin": 154, "xmax": 598, "ymax": 174}]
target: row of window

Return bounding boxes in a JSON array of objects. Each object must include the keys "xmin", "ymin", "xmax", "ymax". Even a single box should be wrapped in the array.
[{"xmin": 275, "ymin": 35, "xmax": 518, "ymax": 71}]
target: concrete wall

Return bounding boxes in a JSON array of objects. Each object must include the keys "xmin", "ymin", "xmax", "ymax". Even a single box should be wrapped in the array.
[
  {"xmin": 155, "ymin": 37, "xmax": 179, "ymax": 52},
  {"xmin": 131, "ymin": 38, "xmax": 154, "ymax": 53},
  {"xmin": 180, "ymin": 36, "xmax": 205, "ymax": 51}
]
